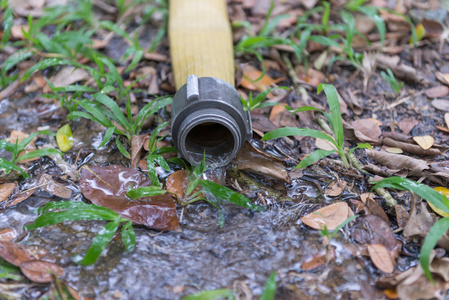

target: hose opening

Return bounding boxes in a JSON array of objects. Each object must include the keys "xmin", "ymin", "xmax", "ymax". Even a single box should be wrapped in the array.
[{"xmin": 185, "ymin": 122, "xmax": 235, "ymax": 161}]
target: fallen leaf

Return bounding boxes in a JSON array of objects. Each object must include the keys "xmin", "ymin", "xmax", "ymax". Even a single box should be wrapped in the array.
[
  {"xmin": 301, "ymin": 247, "xmax": 335, "ymax": 271},
  {"xmin": 430, "ymin": 187, "xmax": 449, "ymax": 217},
  {"xmin": 366, "ymin": 198, "xmax": 389, "ymax": 223},
  {"xmin": 325, "ymin": 181, "xmax": 346, "ymax": 197},
  {"xmin": 239, "ymin": 65, "xmax": 284, "ymax": 91},
  {"xmin": 351, "ymin": 215, "xmax": 401, "ymax": 259},
  {"xmin": 396, "ymin": 267, "xmax": 449, "ymax": 300},
  {"xmin": 445, "ymin": 113, "xmax": 449, "ymax": 130},
  {"xmin": 20, "ymin": 260, "xmax": 64, "ymax": 283},
  {"xmin": 10, "ymin": 25, "xmax": 29, "ymax": 40},
  {"xmin": 251, "ymin": 114, "xmax": 277, "ymax": 133},
  {"xmin": 79, "ymin": 165, "xmax": 180, "ymax": 231},
  {"xmin": 430, "ymin": 256, "xmax": 449, "ymax": 281},
  {"xmin": 366, "ymin": 150, "xmax": 429, "ymax": 175},
  {"xmin": 166, "ymin": 169, "xmax": 189, "ymax": 199},
  {"xmin": 300, "ymin": 202, "xmax": 349, "ymax": 230},
  {"xmin": 368, "ymin": 244, "xmax": 394, "ymax": 273},
  {"xmin": 38, "ymin": 174, "xmax": 72, "ymax": 199},
  {"xmin": 431, "ymin": 99, "xmax": 449, "ymax": 111},
  {"xmin": 0, "ymin": 183, "xmax": 16, "ymax": 202},
  {"xmin": 425, "ymin": 86, "xmax": 449, "ymax": 98},
  {"xmin": 398, "ymin": 118, "xmax": 418, "ymax": 135},
  {"xmin": 395, "ymin": 205, "xmax": 409, "ymax": 228},
  {"xmin": 436, "ymin": 72, "xmax": 449, "ymax": 86},
  {"xmin": 235, "ymin": 142, "xmax": 289, "ymax": 182},
  {"xmin": 382, "ymin": 138, "xmax": 441, "ymax": 156},
  {"xmin": 421, "ymin": 19, "xmax": 444, "ymax": 39},
  {"xmin": 413, "ymin": 135, "xmax": 434, "ymax": 150},
  {"xmin": 131, "ymin": 135, "xmax": 145, "ymax": 169},
  {"xmin": 0, "ymin": 241, "xmax": 33, "ymax": 266},
  {"xmin": 7, "ymin": 189, "xmax": 35, "ymax": 208},
  {"xmin": 51, "ymin": 66, "xmax": 90, "ymax": 87},
  {"xmin": 56, "ymin": 124, "xmax": 74, "ymax": 152},
  {"xmin": 315, "ymin": 137, "xmax": 337, "ymax": 151},
  {"xmin": 404, "ymin": 200, "xmax": 437, "ymax": 239},
  {"xmin": 0, "ymin": 229, "xmax": 18, "ymax": 242},
  {"xmin": 269, "ymin": 104, "xmax": 298, "ymax": 128},
  {"xmin": 385, "ymin": 147, "xmax": 403, "ymax": 154},
  {"xmin": 384, "ymin": 288, "xmax": 399, "ymax": 299},
  {"xmin": 351, "ymin": 119, "xmax": 381, "ymax": 143}
]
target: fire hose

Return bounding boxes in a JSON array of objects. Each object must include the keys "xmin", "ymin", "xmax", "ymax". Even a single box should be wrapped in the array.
[{"xmin": 169, "ymin": 0, "xmax": 252, "ymax": 167}]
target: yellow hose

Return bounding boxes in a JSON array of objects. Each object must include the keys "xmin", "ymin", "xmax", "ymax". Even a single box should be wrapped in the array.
[{"xmin": 169, "ymin": 0, "xmax": 235, "ymax": 89}]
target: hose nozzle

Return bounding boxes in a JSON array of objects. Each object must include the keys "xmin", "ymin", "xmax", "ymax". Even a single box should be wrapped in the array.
[{"xmin": 171, "ymin": 75, "xmax": 252, "ymax": 167}]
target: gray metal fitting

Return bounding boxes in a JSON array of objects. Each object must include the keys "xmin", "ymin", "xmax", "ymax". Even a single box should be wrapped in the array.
[{"xmin": 171, "ymin": 75, "xmax": 252, "ymax": 167}]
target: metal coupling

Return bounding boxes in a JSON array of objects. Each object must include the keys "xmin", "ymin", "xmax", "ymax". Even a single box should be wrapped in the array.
[{"xmin": 171, "ymin": 75, "xmax": 252, "ymax": 167}]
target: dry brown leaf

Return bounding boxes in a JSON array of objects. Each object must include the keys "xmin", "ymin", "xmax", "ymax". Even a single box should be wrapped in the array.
[
  {"xmin": 0, "ymin": 183, "xmax": 16, "ymax": 202},
  {"xmin": 38, "ymin": 174, "xmax": 72, "ymax": 199},
  {"xmin": 0, "ymin": 229, "xmax": 17, "ymax": 242},
  {"xmin": 398, "ymin": 118, "xmax": 418, "ymax": 135},
  {"xmin": 315, "ymin": 138, "xmax": 337, "ymax": 151},
  {"xmin": 166, "ymin": 169, "xmax": 189, "ymax": 199},
  {"xmin": 269, "ymin": 104, "xmax": 298, "ymax": 128},
  {"xmin": 385, "ymin": 147, "xmax": 403, "ymax": 154},
  {"xmin": 431, "ymin": 99, "xmax": 449, "ymax": 111},
  {"xmin": 395, "ymin": 205, "xmax": 409, "ymax": 229},
  {"xmin": 10, "ymin": 25, "xmax": 29, "ymax": 40},
  {"xmin": 351, "ymin": 119, "xmax": 381, "ymax": 143},
  {"xmin": 366, "ymin": 199, "xmax": 389, "ymax": 223},
  {"xmin": 51, "ymin": 66, "xmax": 90, "ymax": 88},
  {"xmin": 436, "ymin": 72, "xmax": 449, "ymax": 86},
  {"xmin": 351, "ymin": 215, "xmax": 402, "ymax": 259},
  {"xmin": 301, "ymin": 247, "xmax": 335, "ymax": 271},
  {"xmin": 425, "ymin": 86, "xmax": 449, "ymax": 98},
  {"xmin": 20, "ymin": 260, "xmax": 64, "ymax": 283},
  {"xmin": 325, "ymin": 181, "xmax": 346, "ymax": 197},
  {"xmin": 413, "ymin": 135, "xmax": 434, "ymax": 150},
  {"xmin": 131, "ymin": 135, "xmax": 145, "ymax": 169},
  {"xmin": 396, "ymin": 266, "xmax": 449, "ymax": 300},
  {"xmin": 381, "ymin": 138, "xmax": 441, "ymax": 156},
  {"xmin": 235, "ymin": 142, "xmax": 289, "ymax": 182},
  {"xmin": 360, "ymin": 192, "xmax": 375, "ymax": 204},
  {"xmin": 239, "ymin": 65, "xmax": 284, "ymax": 91},
  {"xmin": 445, "ymin": 113, "xmax": 449, "ymax": 130},
  {"xmin": 7, "ymin": 189, "xmax": 35, "ymax": 208},
  {"xmin": 421, "ymin": 19, "xmax": 444, "ymax": 39},
  {"xmin": 384, "ymin": 288, "xmax": 399, "ymax": 299},
  {"xmin": 300, "ymin": 202, "xmax": 349, "ymax": 230},
  {"xmin": 368, "ymin": 244, "xmax": 394, "ymax": 273},
  {"xmin": 0, "ymin": 241, "xmax": 33, "ymax": 266},
  {"xmin": 366, "ymin": 150, "xmax": 429, "ymax": 175},
  {"xmin": 435, "ymin": 125, "xmax": 449, "ymax": 134}
]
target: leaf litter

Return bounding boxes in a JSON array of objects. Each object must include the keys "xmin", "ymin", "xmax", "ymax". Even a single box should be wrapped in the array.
[{"xmin": 2, "ymin": 0, "xmax": 449, "ymax": 298}]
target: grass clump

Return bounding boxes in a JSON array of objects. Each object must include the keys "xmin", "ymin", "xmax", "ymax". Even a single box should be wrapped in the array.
[
  {"xmin": 380, "ymin": 69, "xmax": 404, "ymax": 95},
  {"xmin": 0, "ymin": 131, "xmax": 62, "ymax": 178},
  {"xmin": 25, "ymin": 201, "xmax": 135, "ymax": 265},
  {"xmin": 262, "ymin": 84, "xmax": 371, "ymax": 169},
  {"xmin": 372, "ymin": 176, "xmax": 449, "ymax": 283}
]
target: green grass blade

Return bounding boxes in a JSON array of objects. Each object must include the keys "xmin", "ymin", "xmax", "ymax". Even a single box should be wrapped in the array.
[
  {"xmin": 420, "ymin": 218, "xmax": 449, "ymax": 283},
  {"xmin": 98, "ymin": 127, "xmax": 115, "ymax": 148},
  {"xmin": 372, "ymin": 177, "xmax": 449, "ymax": 215},
  {"xmin": 51, "ymin": 85, "xmax": 96, "ymax": 93},
  {"xmin": 37, "ymin": 201, "xmax": 119, "ymax": 216},
  {"xmin": 1, "ymin": 6, "xmax": 13, "ymax": 44},
  {"xmin": 121, "ymin": 221, "xmax": 136, "ymax": 252},
  {"xmin": 1, "ymin": 49, "xmax": 34, "ymax": 81},
  {"xmin": 25, "ymin": 210, "xmax": 118, "ymax": 230},
  {"xmin": 126, "ymin": 186, "xmax": 166, "ymax": 199},
  {"xmin": 261, "ymin": 271, "xmax": 277, "ymax": 300},
  {"xmin": 75, "ymin": 99, "xmax": 115, "ymax": 128},
  {"xmin": 146, "ymin": 155, "xmax": 161, "ymax": 187},
  {"xmin": 317, "ymin": 84, "xmax": 344, "ymax": 148},
  {"xmin": 359, "ymin": 6, "xmax": 385, "ymax": 47},
  {"xmin": 93, "ymin": 93, "xmax": 130, "ymax": 132},
  {"xmin": 153, "ymin": 155, "xmax": 170, "ymax": 172},
  {"xmin": 348, "ymin": 143, "xmax": 372, "ymax": 155},
  {"xmin": 75, "ymin": 219, "xmax": 121, "ymax": 265},
  {"xmin": 296, "ymin": 149, "xmax": 336, "ymax": 169},
  {"xmin": 308, "ymin": 35, "xmax": 341, "ymax": 48},
  {"xmin": 262, "ymin": 127, "xmax": 337, "ymax": 146},
  {"xmin": 16, "ymin": 148, "xmax": 63, "ymax": 162},
  {"xmin": 21, "ymin": 58, "xmax": 77, "ymax": 81},
  {"xmin": 200, "ymin": 180, "xmax": 264, "ymax": 211},
  {"xmin": 181, "ymin": 289, "xmax": 234, "ymax": 300},
  {"xmin": 0, "ymin": 157, "xmax": 28, "ymax": 178},
  {"xmin": 125, "ymin": 49, "xmax": 143, "ymax": 72},
  {"xmin": 328, "ymin": 215, "xmax": 359, "ymax": 239},
  {"xmin": 134, "ymin": 97, "xmax": 172, "ymax": 135},
  {"xmin": 116, "ymin": 138, "xmax": 130, "ymax": 158}
]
